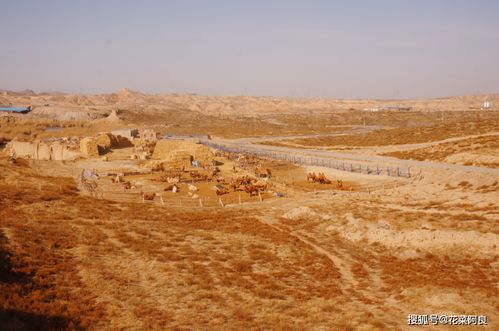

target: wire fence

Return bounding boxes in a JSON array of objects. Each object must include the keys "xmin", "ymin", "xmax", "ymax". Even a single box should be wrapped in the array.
[
  {"xmin": 201, "ymin": 141, "xmax": 412, "ymax": 178},
  {"xmin": 88, "ymin": 188, "xmax": 272, "ymax": 209},
  {"xmin": 23, "ymin": 140, "xmax": 414, "ymax": 208},
  {"xmin": 17, "ymin": 179, "xmax": 269, "ymax": 209},
  {"xmin": 88, "ymin": 179, "xmax": 407, "ymax": 208},
  {"xmin": 17, "ymin": 172, "xmax": 410, "ymax": 210}
]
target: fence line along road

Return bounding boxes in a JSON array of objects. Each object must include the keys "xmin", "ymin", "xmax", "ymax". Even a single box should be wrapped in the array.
[{"xmin": 201, "ymin": 141, "xmax": 412, "ymax": 178}]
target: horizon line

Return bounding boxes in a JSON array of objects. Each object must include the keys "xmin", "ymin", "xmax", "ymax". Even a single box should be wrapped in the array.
[{"xmin": 1, "ymin": 87, "xmax": 498, "ymax": 102}]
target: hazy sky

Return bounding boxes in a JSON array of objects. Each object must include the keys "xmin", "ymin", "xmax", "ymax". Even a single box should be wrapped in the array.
[{"xmin": 1, "ymin": 0, "xmax": 498, "ymax": 99}]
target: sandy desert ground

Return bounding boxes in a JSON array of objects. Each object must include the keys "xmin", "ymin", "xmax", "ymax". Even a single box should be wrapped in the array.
[{"xmin": 0, "ymin": 89, "xmax": 498, "ymax": 330}]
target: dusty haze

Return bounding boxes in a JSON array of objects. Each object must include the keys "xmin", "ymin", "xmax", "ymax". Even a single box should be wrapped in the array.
[{"xmin": 1, "ymin": 1, "xmax": 498, "ymax": 98}]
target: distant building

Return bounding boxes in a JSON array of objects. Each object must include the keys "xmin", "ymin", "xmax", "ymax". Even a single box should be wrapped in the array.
[
  {"xmin": 0, "ymin": 106, "xmax": 32, "ymax": 114},
  {"xmin": 382, "ymin": 106, "xmax": 412, "ymax": 111},
  {"xmin": 361, "ymin": 105, "xmax": 412, "ymax": 112},
  {"xmin": 111, "ymin": 128, "xmax": 139, "ymax": 140},
  {"xmin": 482, "ymin": 100, "xmax": 491, "ymax": 110},
  {"xmin": 362, "ymin": 107, "xmax": 380, "ymax": 112}
]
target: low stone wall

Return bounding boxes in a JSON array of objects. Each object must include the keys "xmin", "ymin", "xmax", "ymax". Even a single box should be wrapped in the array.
[
  {"xmin": 80, "ymin": 137, "xmax": 99, "ymax": 157},
  {"xmin": 152, "ymin": 139, "xmax": 213, "ymax": 164},
  {"xmin": 5, "ymin": 140, "xmax": 81, "ymax": 160}
]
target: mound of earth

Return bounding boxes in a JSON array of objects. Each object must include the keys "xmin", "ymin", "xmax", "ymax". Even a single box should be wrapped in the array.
[{"xmin": 98, "ymin": 109, "xmax": 122, "ymax": 123}]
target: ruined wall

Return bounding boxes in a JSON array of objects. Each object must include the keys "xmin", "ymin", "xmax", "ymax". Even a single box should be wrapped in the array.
[
  {"xmin": 141, "ymin": 129, "xmax": 157, "ymax": 142},
  {"xmin": 164, "ymin": 151, "xmax": 193, "ymax": 168},
  {"xmin": 113, "ymin": 135, "xmax": 133, "ymax": 148},
  {"xmin": 152, "ymin": 139, "xmax": 213, "ymax": 168},
  {"xmin": 38, "ymin": 143, "xmax": 51, "ymax": 160},
  {"xmin": 80, "ymin": 137, "xmax": 99, "ymax": 157},
  {"xmin": 96, "ymin": 133, "xmax": 113, "ymax": 152},
  {"xmin": 5, "ymin": 141, "xmax": 38, "ymax": 159},
  {"xmin": 111, "ymin": 129, "xmax": 139, "ymax": 140},
  {"xmin": 49, "ymin": 142, "xmax": 80, "ymax": 160},
  {"xmin": 97, "ymin": 133, "xmax": 133, "ymax": 150},
  {"xmin": 192, "ymin": 145, "xmax": 214, "ymax": 163},
  {"xmin": 5, "ymin": 140, "xmax": 81, "ymax": 160}
]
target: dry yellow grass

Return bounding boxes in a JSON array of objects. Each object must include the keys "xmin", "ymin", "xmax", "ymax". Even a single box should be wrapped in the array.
[
  {"xmin": 260, "ymin": 114, "xmax": 499, "ymax": 148},
  {"xmin": 1, "ymin": 156, "xmax": 497, "ymax": 329},
  {"xmin": 0, "ymin": 159, "xmax": 347, "ymax": 329},
  {"xmin": 384, "ymin": 135, "xmax": 499, "ymax": 168},
  {"xmin": 1, "ymin": 104, "xmax": 498, "ymax": 330}
]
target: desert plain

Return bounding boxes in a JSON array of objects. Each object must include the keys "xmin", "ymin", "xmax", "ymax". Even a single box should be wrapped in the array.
[{"xmin": 0, "ymin": 89, "xmax": 498, "ymax": 330}]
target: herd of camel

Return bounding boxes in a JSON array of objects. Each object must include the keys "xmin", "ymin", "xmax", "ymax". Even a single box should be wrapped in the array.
[
  {"xmin": 225, "ymin": 175, "xmax": 268, "ymax": 196},
  {"xmin": 307, "ymin": 172, "xmax": 344, "ymax": 189},
  {"xmin": 105, "ymin": 163, "xmax": 272, "ymax": 199},
  {"xmin": 111, "ymin": 174, "xmax": 137, "ymax": 190},
  {"xmin": 120, "ymin": 170, "xmax": 342, "ymax": 198},
  {"xmin": 156, "ymin": 168, "xmax": 269, "ymax": 196},
  {"xmin": 80, "ymin": 152, "xmax": 346, "ymax": 201}
]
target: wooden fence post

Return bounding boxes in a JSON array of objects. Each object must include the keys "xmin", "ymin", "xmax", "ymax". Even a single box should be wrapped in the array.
[{"xmin": 219, "ymin": 198, "xmax": 224, "ymax": 207}]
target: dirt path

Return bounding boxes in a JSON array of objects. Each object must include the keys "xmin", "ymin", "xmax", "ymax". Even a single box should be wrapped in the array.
[{"xmin": 255, "ymin": 213, "xmax": 384, "ymax": 308}]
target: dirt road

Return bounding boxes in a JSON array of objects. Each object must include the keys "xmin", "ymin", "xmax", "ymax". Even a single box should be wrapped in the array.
[{"xmin": 207, "ymin": 136, "xmax": 499, "ymax": 175}]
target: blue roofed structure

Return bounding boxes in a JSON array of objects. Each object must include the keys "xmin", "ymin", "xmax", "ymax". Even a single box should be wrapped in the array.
[{"xmin": 0, "ymin": 106, "xmax": 32, "ymax": 114}]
